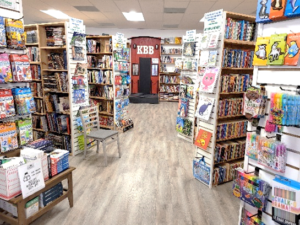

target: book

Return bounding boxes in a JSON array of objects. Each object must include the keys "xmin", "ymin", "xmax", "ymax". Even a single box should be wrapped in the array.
[
  {"xmin": 199, "ymin": 67, "xmax": 220, "ymax": 93},
  {"xmin": 194, "ymin": 129, "xmax": 212, "ymax": 150},
  {"xmin": 267, "ymin": 33, "xmax": 287, "ymax": 65},
  {"xmin": 199, "ymin": 50, "xmax": 209, "ymax": 67},
  {"xmin": 208, "ymin": 50, "xmax": 218, "ymax": 66},
  {"xmin": 208, "ymin": 32, "xmax": 219, "ymax": 49},
  {"xmin": 253, "ymin": 37, "xmax": 270, "ymax": 66},
  {"xmin": 183, "ymin": 42, "xmax": 195, "ymax": 57},
  {"xmin": 269, "ymin": 0, "xmax": 287, "ymax": 20},
  {"xmin": 195, "ymin": 96, "xmax": 215, "ymax": 120},
  {"xmin": 284, "ymin": 0, "xmax": 300, "ymax": 17},
  {"xmin": 200, "ymin": 34, "xmax": 210, "ymax": 49},
  {"xmin": 256, "ymin": 0, "xmax": 272, "ymax": 23},
  {"xmin": 284, "ymin": 33, "xmax": 300, "ymax": 66}
]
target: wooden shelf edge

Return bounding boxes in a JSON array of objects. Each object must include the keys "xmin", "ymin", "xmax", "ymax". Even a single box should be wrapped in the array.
[
  {"xmin": 216, "ymin": 135, "xmax": 247, "ymax": 142},
  {"xmin": 224, "ymin": 39, "xmax": 255, "ymax": 46},
  {"xmin": 214, "ymin": 157, "xmax": 245, "ymax": 166},
  {"xmin": 0, "ymin": 148, "xmax": 21, "ymax": 157}
]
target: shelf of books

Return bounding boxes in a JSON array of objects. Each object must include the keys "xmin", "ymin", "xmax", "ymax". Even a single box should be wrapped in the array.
[
  {"xmin": 87, "ymin": 33, "xmax": 133, "ymax": 132},
  {"xmin": 193, "ymin": 10, "xmax": 255, "ymax": 188},
  {"xmin": 0, "ymin": 0, "xmax": 37, "ymax": 157},
  {"xmin": 159, "ymin": 37, "xmax": 183, "ymax": 102},
  {"xmin": 176, "ymin": 31, "xmax": 201, "ymax": 143}
]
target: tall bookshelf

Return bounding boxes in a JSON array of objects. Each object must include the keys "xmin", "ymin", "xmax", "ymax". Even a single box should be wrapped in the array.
[
  {"xmin": 159, "ymin": 40, "xmax": 182, "ymax": 102},
  {"xmin": 194, "ymin": 11, "xmax": 255, "ymax": 188},
  {"xmin": 86, "ymin": 35, "xmax": 115, "ymax": 130}
]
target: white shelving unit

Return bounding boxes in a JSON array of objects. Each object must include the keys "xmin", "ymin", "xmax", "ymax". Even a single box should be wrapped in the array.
[{"xmin": 238, "ymin": 17, "xmax": 300, "ymax": 225}]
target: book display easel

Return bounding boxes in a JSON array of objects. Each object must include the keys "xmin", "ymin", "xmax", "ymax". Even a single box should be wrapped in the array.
[
  {"xmin": 237, "ymin": 6, "xmax": 300, "ymax": 224},
  {"xmin": 159, "ymin": 37, "xmax": 182, "ymax": 102},
  {"xmin": 176, "ymin": 31, "xmax": 200, "ymax": 142},
  {"xmin": 193, "ymin": 10, "xmax": 256, "ymax": 188}
]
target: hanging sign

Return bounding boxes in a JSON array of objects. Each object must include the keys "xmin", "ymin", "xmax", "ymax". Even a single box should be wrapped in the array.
[
  {"xmin": 186, "ymin": 30, "xmax": 196, "ymax": 42},
  {"xmin": 0, "ymin": 0, "xmax": 19, "ymax": 11},
  {"xmin": 18, "ymin": 159, "xmax": 45, "ymax": 199},
  {"xmin": 69, "ymin": 17, "xmax": 84, "ymax": 33},
  {"xmin": 204, "ymin": 9, "xmax": 223, "ymax": 34}
]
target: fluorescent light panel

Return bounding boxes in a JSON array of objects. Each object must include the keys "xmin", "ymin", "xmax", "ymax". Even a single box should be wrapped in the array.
[
  {"xmin": 40, "ymin": 10, "xmax": 69, "ymax": 19},
  {"xmin": 123, "ymin": 12, "xmax": 145, "ymax": 21}
]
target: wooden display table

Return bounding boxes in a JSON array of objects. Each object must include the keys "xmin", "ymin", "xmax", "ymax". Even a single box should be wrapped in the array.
[{"xmin": 0, "ymin": 167, "xmax": 76, "ymax": 225}]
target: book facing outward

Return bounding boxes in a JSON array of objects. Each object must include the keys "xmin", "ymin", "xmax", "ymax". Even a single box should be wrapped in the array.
[
  {"xmin": 284, "ymin": 33, "xmax": 300, "ymax": 66},
  {"xmin": 194, "ymin": 129, "xmax": 212, "ymax": 150},
  {"xmin": 253, "ymin": 37, "xmax": 270, "ymax": 66},
  {"xmin": 267, "ymin": 33, "xmax": 287, "ymax": 66}
]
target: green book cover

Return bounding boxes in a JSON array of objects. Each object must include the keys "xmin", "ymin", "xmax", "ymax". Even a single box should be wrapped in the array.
[{"xmin": 267, "ymin": 34, "xmax": 287, "ymax": 65}]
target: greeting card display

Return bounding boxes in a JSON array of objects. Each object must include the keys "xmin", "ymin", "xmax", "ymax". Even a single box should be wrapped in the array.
[
  {"xmin": 194, "ymin": 129, "xmax": 212, "ymax": 150},
  {"xmin": 208, "ymin": 50, "xmax": 218, "ymax": 66},
  {"xmin": 254, "ymin": 37, "xmax": 270, "ymax": 66},
  {"xmin": 267, "ymin": 33, "xmax": 287, "ymax": 65},
  {"xmin": 200, "ymin": 34, "xmax": 210, "ymax": 49},
  {"xmin": 284, "ymin": 33, "xmax": 300, "ymax": 66},
  {"xmin": 199, "ymin": 67, "xmax": 219, "ymax": 93},
  {"xmin": 195, "ymin": 96, "xmax": 214, "ymax": 120},
  {"xmin": 284, "ymin": 0, "xmax": 300, "ymax": 17},
  {"xmin": 256, "ymin": 0, "xmax": 272, "ymax": 23},
  {"xmin": 269, "ymin": 0, "xmax": 287, "ymax": 20}
]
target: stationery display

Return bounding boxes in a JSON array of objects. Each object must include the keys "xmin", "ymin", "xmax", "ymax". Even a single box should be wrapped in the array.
[
  {"xmin": 218, "ymin": 98, "xmax": 243, "ymax": 118},
  {"xmin": 195, "ymin": 96, "xmax": 214, "ymax": 120},
  {"xmin": 216, "ymin": 120, "xmax": 248, "ymax": 141},
  {"xmin": 194, "ymin": 129, "xmax": 212, "ymax": 150},
  {"xmin": 193, "ymin": 156, "xmax": 211, "ymax": 185},
  {"xmin": 232, "ymin": 169, "xmax": 271, "ymax": 211},
  {"xmin": 214, "ymin": 140, "xmax": 246, "ymax": 163},
  {"xmin": 246, "ymin": 132, "xmax": 261, "ymax": 160},
  {"xmin": 243, "ymin": 86, "xmax": 267, "ymax": 120},
  {"xmin": 213, "ymin": 161, "xmax": 244, "ymax": 185},
  {"xmin": 240, "ymin": 208, "xmax": 266, "ymax": 225},
  {"xmin": 272, "ymin": 207, "xmax": 300, "ymax": 225},
  {"xmin": 222, "ymin": 49, "xmax": 254, "ymax": 68},
  {"xmin": 199, "ymin": 67, "xmax": 220, "ymax": 93},
  {"xmin": 225, "ymin": 18, "xmax": 255, "ymax": 41},
  {"xmin": 220, "ymin": 74, "xmax": 252, "ymax": 93},
  {"xmin": 267, "ymin": 33, "xmax": 287, "ymax": 65},
  {"xmin": 254, "ymin": 37, "xmax": 270, "ymax": 66}
]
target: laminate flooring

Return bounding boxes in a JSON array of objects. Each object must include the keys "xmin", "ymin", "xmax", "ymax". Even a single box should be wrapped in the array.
[{"xmin": 32, "ymin": 102, "xmax": 240, "ymax": 225}]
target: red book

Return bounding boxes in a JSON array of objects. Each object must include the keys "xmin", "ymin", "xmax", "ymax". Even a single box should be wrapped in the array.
[{"xmin": 194, "ymin": 129, "xmax": 212, "ymax": 150}]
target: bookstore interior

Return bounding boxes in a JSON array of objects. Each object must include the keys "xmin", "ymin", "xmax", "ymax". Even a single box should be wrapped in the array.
[{"xmin": 1, "ymin": 0, "xmax": 300, "ymax": 224}]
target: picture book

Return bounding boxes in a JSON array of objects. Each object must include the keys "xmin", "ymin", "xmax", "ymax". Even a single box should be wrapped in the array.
[
  {"xmin": 256, "ymin": 0, "xmax": 272, "ymax": 23},
  {"xmin": 208, "ymin": 50, "xmax": 218, "ymax": 66},
  {"xmin": 253, "ymin": 37, "xmax": 270, "ymax": 66},
  {"xmin": 267, "ymin": 33, "xmax": 287, "ymax": 65},
  {"xmin": 195, "ymin": 96, "xmax": 215, "ymax": 120},
  {"xmin": 183, "ymin": 42, "xmax": 195, "ymax": 57},
  {"xmin": 199, "ymin": 50, "xmax": 209, "ymax": 67},
  {"xmin": 200, "ymin": 34, "xmax": 210, "ymax": 49},
  {"xmin": 176, "ymin": 117, "xmax": 184, "ymax": 133},
  {"xmin": 284, "ymin": 33, "xmax": 300, "ymax": 66},
  {"xmin": 284, "ymin": 0, "xmax": 300, "ymax": 17},
  {"xmin": 194, "ymin": 129, "xmax": 212, "ymax": 150},
  {"xmin": 178, "ymin": 98, "xmax": 189, "ymax": 117},
  {"xmin": 269, "ymin": 0, "xmax": 287, "ymax": 20},
  {"xmin": 208, "ymin": 32, "xmax": 219, "ymax": 49},
  {"xmin": 199, "ymin": 67, "xmax": 220, "ymax": 93}
]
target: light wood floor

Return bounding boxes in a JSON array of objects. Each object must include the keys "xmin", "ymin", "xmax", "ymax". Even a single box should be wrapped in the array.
[{"xmin": 32, "ymin": 102, "xmax": 240, "ymax": 225}]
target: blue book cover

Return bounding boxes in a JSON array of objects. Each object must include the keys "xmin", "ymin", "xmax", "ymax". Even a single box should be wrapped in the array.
[
  {"xmin": 256, "ymin": 0, "xmax": 272, "ymax": 23},
  {"xmin": 284, "ymin": 0, "xmax": 300, "ymax": 17}
]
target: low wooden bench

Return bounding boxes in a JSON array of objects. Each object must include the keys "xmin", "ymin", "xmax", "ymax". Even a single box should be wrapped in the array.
[{"xmin": 0, "ymin": 167, "xmax": 76, "ymax": 225}]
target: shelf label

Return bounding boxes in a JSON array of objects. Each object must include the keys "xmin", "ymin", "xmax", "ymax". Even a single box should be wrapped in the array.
[{"xmin": 204, "ymin": 9, "xmax": 223, "ymax": 34}]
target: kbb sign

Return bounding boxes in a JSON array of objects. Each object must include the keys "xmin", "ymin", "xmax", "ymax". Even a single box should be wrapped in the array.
[{"xmin": 137, "ymin": 46, "xmax": 154, "ymax": 55}]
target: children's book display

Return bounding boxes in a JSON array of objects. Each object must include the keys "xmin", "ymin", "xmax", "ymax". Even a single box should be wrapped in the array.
[
  {"xmin": 193, "ymin": 156, "xmax": 211, "ymax": 185},
  {"xmin": 70, "ymin": 32, "xmax": 86, "ymax": 61},
  {"xmin": 213, "ymin": 161, "xmax": 244, "ymax": 185},
  {"xmin": 272, "ymin": 175, "xmax": 300, "ymax": 224},
  {"xmin": 243, "ymin": 86, "xmax": 267, "ymax": 120},
  {"xmin": 194, "ymin": 129, "xmax": 212, "ymax": 150},
  {"xmin": 225, "ymin": 18, "xmax": 255, "ymax": 41},
  {"xmin": 199, "ymin": 67, "xmax": 220, "ymax": 93},
  {"xmin": 214, "ymin": 140, "xmax": 246, "ymax": 163},
  {"xmin": 12, "ymin": 87, "xmax": 36, "ymax": 115},
  {"xmin": 199, "ymin": 50, "xmax": 209, "ymax": 67},
  {"xmin": 232, "ymin": 169, "xmax": 271, "ymax": 211},
  {"xmin": 267, "ymin": 33, "xmax": 287, "ymax": 65},
  {"xmin": 222, "ymin": 49, "xmax": 254, "ymax": 68},
  {"xmin": 253, "ymin": 37, "xmax": 271, "ymax": 66},
  {"xmin": 218, "ymin": 98, "xmax": 243, "ymax": 118},
  {"xmin": 176, "ymin": 117, "xmax": 192, "ymax": 136},
  {"xmin": 160, "ymin": 84, "xmax": 179, "ymax": 93},
  {"xmin": 216, "ymin": 120, "xmax": 248, "ymax": 141},
  {"xmin": 0, "ymin": 122, "xmax": 18, "ymax": 153},
  {"xmin": 195, "ymin": 96, "xmax": 214, "ymax": 120},
  {"xmin": 178, "ymin": 98, "xmax": 189, "ymax": 118}
]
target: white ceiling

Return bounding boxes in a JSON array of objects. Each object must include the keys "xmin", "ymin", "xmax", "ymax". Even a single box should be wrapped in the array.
[{"xmin": 23, "ymin": 0, "xmax": 257, "ymax": 30}]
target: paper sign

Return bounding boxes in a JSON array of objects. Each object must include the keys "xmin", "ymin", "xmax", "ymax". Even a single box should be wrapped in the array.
[
  {"xmin": 186, "ymin": 30, "xmax": 196, "ymax": 42},
  {"xmin": 0, "ymin": 0, "xmax": 19, "ymax": 11},
  {"xmin": 116, "ymin": 32, "xmax": 124, "ymax": 44},
  {"xmin": 204, "ymin": 9, "xmax": 223, "ymax": 34},
  {"xmin": 69, "ymin": 17, "xmax": 84, "ymax": 33},
  {"xmin": 18, "ymin": 159, "xmax": 45, "ymax": 199},
  {"xmin": 152, "ymin": 58, "xmax": 159, "ymax": 64}
]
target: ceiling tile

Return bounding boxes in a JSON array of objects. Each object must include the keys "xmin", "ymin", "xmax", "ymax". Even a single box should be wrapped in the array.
[
  {"xmin": 88, "ymin": 0, "xmax": 118, "ymax": 12},
  {"xmin": 62, "ymin": 11, "xmax": 91, "ymax": 20},
  {"xmin": 208, "ymin": 0, "xmax": 244, "ymax": 12},
  {"xmin": 66, "ymin": 0, "xmax": 93, "ymax": 6},
  {"xmin": 39, "ymin": 0, "xmax": 74, "ymax": 11},
  {"xmin": 185, "ymin": 1, "xmax": 215, "ymax": 14},
  {"xmin": 139, "ymin": 1, "xmax": 164, "ymax": 13},
  {"xmin": 114, "ymin": 1, "xmax": 142, "ymax": 12},
  {"xmin": 181, "ymin": 13, "xmax": 202, "ymax": 23},
  {"xmin": 233, "ymin": 1, "xmax": 257, "ymax": 14},
  {"xmin": 143, "ymin": 12, "xmax": 163, "ymax": 22},
  {"xmin": 163, "ymin": 13, "xmax": 184, "ymax": 23},
  {"xmin": 164, "ymin": 1, "xmax": 190, "ymax": 8},
  {"xmin": 81, "ymin": 12, "xmax": 108, "ymax": 20}
]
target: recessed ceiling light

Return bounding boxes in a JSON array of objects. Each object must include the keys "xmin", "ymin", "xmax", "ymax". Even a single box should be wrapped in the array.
[
  {"xmin": 40, "ymin": 10, "xmax": 69, "ymax": 19},
  {"xmin": 122, "ymin": 12, "xmax": 145, "ymax": 21}
]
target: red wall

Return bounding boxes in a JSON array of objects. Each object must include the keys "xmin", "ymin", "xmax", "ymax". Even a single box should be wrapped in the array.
[{"xmin": 131, "ymin": 37, "xmax": 161, "ymax": 94}]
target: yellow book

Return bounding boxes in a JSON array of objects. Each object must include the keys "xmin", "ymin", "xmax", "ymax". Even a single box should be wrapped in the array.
[{"xmin": 253, "ymin": 37, "xmax": 270, "ymax": 66}]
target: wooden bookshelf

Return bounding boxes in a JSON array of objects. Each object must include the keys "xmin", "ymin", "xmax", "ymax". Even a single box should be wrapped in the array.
[
  {"xmin": 87, "ymin": 52, "xmax": 112, "ymax": 55},
  {"xmin": 99, "ymin": 111, "xmax": 114, "ymax": 116},
  {"xmin": 90, "ymin": 96, "xmax": 113, "ymax": 101},
  {"xmin": 88, "ymin": 82, "xmax": 113, "ymax": 86}
]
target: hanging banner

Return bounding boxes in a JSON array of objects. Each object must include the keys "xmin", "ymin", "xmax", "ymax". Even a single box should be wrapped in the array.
[
  {"xmin": 186, "ymin": 30, "xmax": 196, "ymax": 42},
  {"xmin": 204, "ymin": 9, "xmax": 223, "ymax": 34},
  {"xmin": 18, "ymin": 159, "xmax": 45, "ymax": 199},
  {"xmin": 69, "ymin": 17, "xmax": 84, "ymax": 33}
]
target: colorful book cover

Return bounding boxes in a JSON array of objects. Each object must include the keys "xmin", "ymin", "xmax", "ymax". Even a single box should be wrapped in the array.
[
  {"xmin": 284, "ymin": 0, "xmax": 300, "ymax": 17},
  {"xmin": 267, "ymin": 33, "xmax": 287, "ymax": 65},
  {"xmin": 199, "ymin": 67, "xmax": 220, "ymax": 93},
  {"xmin": 208, "ymin": 50, "xmax": 218, "ymax": 66},
  {"xmin": 256, "ymin": 0, "xmax": 272, "ymax": 23},
  {"xmin": 253, "ymin": 37, "xmax": 270, "ymax": 66},
  {"xmin": 200, "ymin": 34, "xmax": 210, "ymax": 50},
  {"xmin": 176, "ymin": 117, "xmax": 184, "ymax": 133},
  {"xmin": 183, "ymin": 42, "xmax": 195, "ymax": 57},
  {"xmin": 208, "ymin": 32, "xmax": 219, "ymax": 48},
  {"xmin": 195, "ymin": 96, "xmax": 215, "ymax": 120},
  {"xmin": 269, "ymin": 0, "xmax": 287, "ymax": 20},
  {"xmin": 284, "ymin": 33, "xmax": 300, "ymax": 66},
  {"xmin": 199, "ymin": 50, "xmax": 209, "ymax": 67},
  {"xmin": 194, "ymin": 129, "xmax": 212, "ymax": 150}
]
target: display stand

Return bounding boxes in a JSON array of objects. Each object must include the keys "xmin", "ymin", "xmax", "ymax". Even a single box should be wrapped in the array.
[
  {"xmin": 238, "ymin": 17, "xmax": 300, "ymax": 225},
  {"xmin": 194, "ymin": 11, "xmax": 255, "ymax": 188},
  {"xmin": 0, "ymin": 167, "xmax": 75, "ymax": 225}
]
